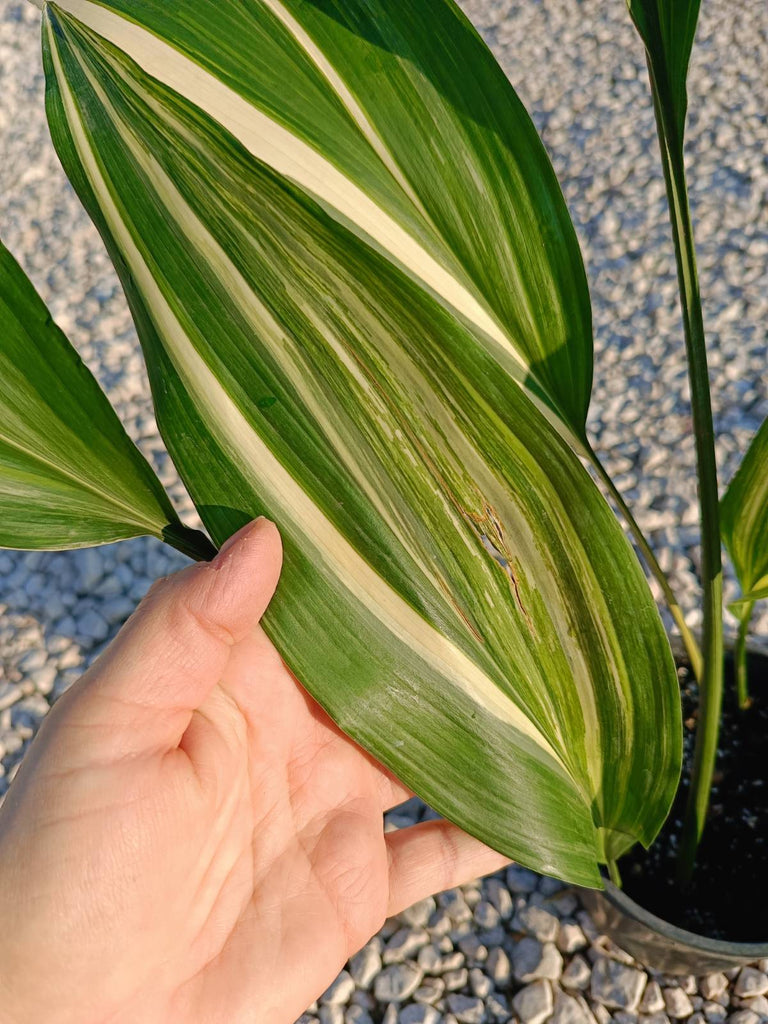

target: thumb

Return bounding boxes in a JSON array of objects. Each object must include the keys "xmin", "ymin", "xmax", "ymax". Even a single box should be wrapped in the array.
[{"xmin": 59, "ymin": 517, "xmax": 283, "ymax": 759}]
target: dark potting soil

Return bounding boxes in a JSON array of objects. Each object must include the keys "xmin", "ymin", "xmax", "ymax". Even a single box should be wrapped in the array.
[{"xmin": 620, "ymin": 647, "xmax": 768, "ymax": 942}]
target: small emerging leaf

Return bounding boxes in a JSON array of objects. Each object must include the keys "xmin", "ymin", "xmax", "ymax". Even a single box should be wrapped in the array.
[
  {"xmin": 729, "ymin": 587, "xmax": 768, "ymax": 613},
  {"xmin": 722, "ymin": 418, "xmax": 768, "ymax": 599},
  {"xmin": 0, "ymin": 237, "xmax": 178, "ymax": 550}
]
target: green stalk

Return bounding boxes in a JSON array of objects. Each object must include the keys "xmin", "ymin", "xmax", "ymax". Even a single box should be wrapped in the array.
[
  {"xmin": 161, "ymin": 521, "xmax": 218, "ymax": 562},
  {"xmin": 734, "ymin": 600, "xmax": 755, "ymax": 709},
  {"xmin": 587, "ymin": 445, "xmax": 703, "ymax": 680},
  {"xmin": 643, "ymin": 71, "xmax": 723, "ymax": 881}
]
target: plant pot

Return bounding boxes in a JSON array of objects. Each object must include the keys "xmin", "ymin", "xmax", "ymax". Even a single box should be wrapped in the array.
[
  {"xmin": 581, "ymin": 640, "xmax": 768, "ymax": 975},
  {"xmin": 581, "ymin": 877, "xmax": 768, "ymax": 975}
]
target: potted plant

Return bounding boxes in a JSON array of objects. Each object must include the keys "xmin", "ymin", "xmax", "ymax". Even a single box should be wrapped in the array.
[{"xmin": 0, "ymin": 0, "xmax": 764, "ymax": 975}]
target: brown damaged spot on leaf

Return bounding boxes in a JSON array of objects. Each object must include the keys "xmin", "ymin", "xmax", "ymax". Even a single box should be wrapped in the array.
[
  {"xmin": 461, "ymin": 502, "xmax": 535, "ymax": 635},
  {"xmin": 433, "ymin": 572, "xmax": 485, "ymax": 644}
]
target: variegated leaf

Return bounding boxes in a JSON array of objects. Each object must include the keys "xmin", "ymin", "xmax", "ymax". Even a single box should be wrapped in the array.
[
  {"xmin": 39, "ymin": 0, "xmax": 682, "ymax": 886},
  {"xmin": 0, "ymin": 235, "xmax": 185, "ymax": 551}
]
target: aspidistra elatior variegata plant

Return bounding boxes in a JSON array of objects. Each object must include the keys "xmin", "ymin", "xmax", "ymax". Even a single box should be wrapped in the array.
[{"xmin": 37, "ymin": 0, "xmax": 682, "ymax": 886}]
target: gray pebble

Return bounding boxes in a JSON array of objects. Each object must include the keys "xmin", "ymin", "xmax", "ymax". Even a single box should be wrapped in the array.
[
  {"xmin": 727, "ymin": 1013, "xmax": 760, "ymax": 1024},
  {"xmin": 486, "ymin": 994, "xmax": 508, "ymax": 1022},
  {"xmin": 76, "ymin": 609, "xmax": 109, "ymax": 641},
  {"xmin": 484, "ymin": 878, "xmax": 513, "ymax": 919},
  {"xmin": 734, "ymin": 970, "xmax": 768, "ymax": 998},
  {"xmin": 551, "ymin": 989, "xmax": 592, "ymax": 1024},
  {"xmin": 664, "ymin": 988, "xmax": 695, "ymax": 1019},
  {"xmin": 439, "ymin": 890, "xmax": 472, "ymax": 923},
  {"xmin": 506, "ymin": 865, "xmax": 539, "ymax": 894},
  {"xmin": 18, "ymin": 649, "xmax": 47, "ymax": 672},
  {"xmin": 440, "ymin": 953, "xmax": 466, "ymax": 973},
  {"xmin": 413, "ymin": 976, "xmax": 445, "ymax": 1005},
  {"xmin": 741, "ymin": 996, "xmax": 768, "ymax": 1017},
  {"xmin": 473, "ymin": 901, "xmax": 500, "ymax": 931},
  {"xmin": 384, "ymin": 929, "xmax": 430, "ymax": 964},
  {"xmin": 513, "ymin": 936, "xmax": 544, "ymax": 982},
  {"xmin": 30, "ymin": 664, "xmax": 56, "ymax": 695},
  {"xmin": 417, "ymin": 945, "xmax": 443, "ymax": 974},
  {"xmin": 591, "ymin": 957, "xmax": 647, "ymax": 1011},
  {"xmin": 321, "ymin": 971, "xmax": 355, "ymax": 1007},
  {"xmin": 563, "ymin": 954, "xmax": 593, "ymax": 991},
  {"xmin": 445, "ymin": 993, "xmax": 486, "ymax": 1024},
  {"xmin": 0, "ymin": 684, "xmax": 23, "ymax": 712},
  {"xmin": 398, "ymin": 1006, "xmax": 441, "ymax": 1024},
  {"xmin": 56, "ymin": 646, "xmax": 82, "ymax": 670},
  {"xmin": 512, "ymin": 980, "xmax": 554, "ymax": 1024},
  {"xmin": 345, "ymin": 1008, "xmax": 374, "ymax": 1024},
  {"xmin": 427, "ymin": 909, "xmax": 452, "ymax": 936},
  {"xmin": 549, "ymin": 893, "xmax": 580, "ymax": 918},
  {"xmin": 538, "ymin": 877, "xmax": 564, "ymax": 897},
  {"xmin": 517, "ymin": 904, "xmax": 560, "ymax": 942},
  {"xmin": 443, "ymin": 968, "xmax": 469, "ymax": 992},
  {"xmin": 77, "ymin": 548, "xmax": 104, "ymax": 590},
  {"xmin": 558, "ymin": 922, "xmax": 588, "ymax": 954},
  {"xmin": 469, "ymin": 967, "xmax": 491, "ymax": 999},
  {"xmin": 457, "ymin": 935, "xmax": 486, "ymax": 962},
  {"xmin": 399, "ymin": 898, "xmax": 437, "ymax": 929},
  {"xmin": 640, "ymin": 981, "xmax": 666, "ymax": 1014},
  {"xmin": 485, "ymin": 947, "xmax": 511, "ymax": 988},
  {"xmin": 374, "ymin": 964, "xmax": 423, "ymax": 1004},
  {"xmin": 700, "ymin": 976, "xmax": 729, "ymax": 1000},
  {"xmin": 349, "ymin": 944, "xmax": 382, "ymax": 990}
]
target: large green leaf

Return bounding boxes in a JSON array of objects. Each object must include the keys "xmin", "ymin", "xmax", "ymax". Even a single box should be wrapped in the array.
[
  {"xmin": 40, "ymin": 0, "xmax": 682, "ymax": 886},
  {"xmin": 722, "ymin": 418, "xmax": 768, "ymax": 599},
  {"xmin": 0, "ymin": 236, "xmax": 180, "ymax": 550}
]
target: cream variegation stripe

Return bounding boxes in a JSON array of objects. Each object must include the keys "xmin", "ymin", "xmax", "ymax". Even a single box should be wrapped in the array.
[
  {"xmin": 48, "ymin": 22, "xmax": 568, "ymax": 773},
  {"xmin": 261, "ymin": 0, "xmax": 431, "ymax": 221}
]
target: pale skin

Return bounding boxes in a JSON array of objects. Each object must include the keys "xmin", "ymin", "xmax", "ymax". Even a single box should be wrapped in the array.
[{"xmin": 0, "ymin": 519, "xmax": 509, "ymax": 1024}]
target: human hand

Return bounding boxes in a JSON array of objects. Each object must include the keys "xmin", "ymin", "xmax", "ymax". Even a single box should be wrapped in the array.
[{"xmin": 0, "ymin": 519, "xmax": 508, "ymax": 1024}]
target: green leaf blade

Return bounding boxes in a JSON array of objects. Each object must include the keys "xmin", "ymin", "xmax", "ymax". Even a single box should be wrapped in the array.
[
  {"xmin": 41, "ymin": 1, "xmax": 683, "ymax": 885},
  {"xmin": 626, "ymin": 0, "xmax": 702, "ymax": 146},
  {"xmin": 0, "ymin": 237, "xmax": 178, "ymax": 550},
  {"xmin": 722, "ymin": 418, "xmax": 768, "ymax": 599},
  {"xmin": 43, "ymin": 0, "xmax": 594, "ymax": 439}
]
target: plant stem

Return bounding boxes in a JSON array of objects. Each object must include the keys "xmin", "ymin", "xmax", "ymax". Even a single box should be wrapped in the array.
[
  {"xmin": 644, "ymin": 73, "xmax": 724, "ymax": 882},
  {"xmin": 588, "ymin": 445, "xmax": 703, "ymax": 680},
  {"xmin": 161, "ymin": 521, "xmax": 218, "ymax": 562},
  {"xmin": 735, "ymin": 600, "xmax": 755, "ymax": 709},
  {"xmin": 607, "ymin": 858, "xmax": 623, "ymax": 889}
]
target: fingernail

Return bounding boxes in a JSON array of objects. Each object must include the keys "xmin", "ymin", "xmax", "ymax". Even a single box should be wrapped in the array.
[{"xmin": 214, "ymin": 517, "xmax": 271, "ymax": 566}]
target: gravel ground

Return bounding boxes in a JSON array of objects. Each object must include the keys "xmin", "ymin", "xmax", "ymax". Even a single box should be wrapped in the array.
[{"xmin": 1, "ymin": 0, "xmax": 767, "ymax": 1021}]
